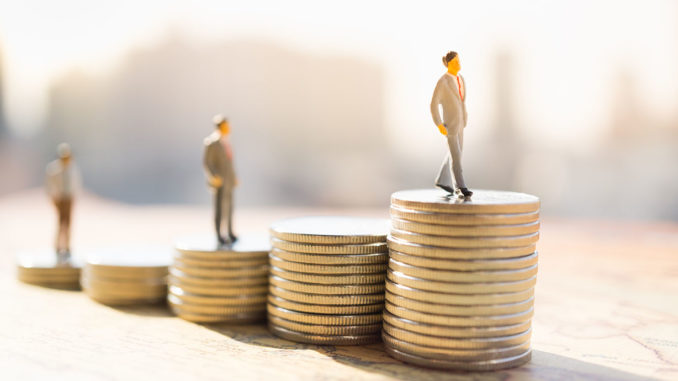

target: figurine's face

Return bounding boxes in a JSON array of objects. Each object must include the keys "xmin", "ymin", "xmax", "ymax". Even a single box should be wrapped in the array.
[
  {"xmin": 219, "ymin": 121, "xmax": 230, "ymax": 136},
  {"xmin": 60, "ymin": 155, "xmax": 71, "ymax": 165},
  {"xmin": 447, "ymin": 56, "xmax": 461, "ymax": 75}
]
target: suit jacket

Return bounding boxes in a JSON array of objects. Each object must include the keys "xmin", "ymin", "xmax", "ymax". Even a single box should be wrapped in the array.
[
  {"xmin": 45, "ymin": 160, "xmax": 81, "ymax": 199},
  {"xmin": 203, "ymin": 133, "xmax": 236, "ymax": 190},
  {"xmin": 430, "ymin": 73, "xmax": 467, "ymax": 134}
]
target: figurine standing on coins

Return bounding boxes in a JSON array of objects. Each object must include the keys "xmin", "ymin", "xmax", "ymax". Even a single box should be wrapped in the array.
[
  {"xmin": 45, "ymin": 143, "xmax": 80, "ymax": 261},
  {"xmin": 430, "ymin": 51, "xmax": 473, "ymax": 198},
  {"xmin": 203, "ymin": 115, "xmax": 237, "ymax": 246}
]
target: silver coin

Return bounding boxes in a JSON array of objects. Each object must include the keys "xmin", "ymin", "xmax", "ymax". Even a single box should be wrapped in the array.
[
  {"xmin": 270, "ymin": 216, "xmax": 389, "ymax": 244},
  {"xmin": 391, "ymin": 189, "xmax": 540, "ymax": 214}
]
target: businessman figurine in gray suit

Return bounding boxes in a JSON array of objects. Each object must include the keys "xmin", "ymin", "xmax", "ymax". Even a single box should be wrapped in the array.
[
  {"xmin": 431, "ymin": 51, "xmax": 473, "ymax": 198},
  {"xmin": 204, "ymin": 115, "xmax": 237, "ymax": 246}
]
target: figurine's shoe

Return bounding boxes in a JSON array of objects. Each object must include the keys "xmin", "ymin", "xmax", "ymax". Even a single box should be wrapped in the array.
[
  {"xmin": 459, "ymin": 187, "xmax": 473, "ymax": 197},
  {"xmin": 435, "ymin": 183, "xmax": 457, "ymax": 194},
  {"xmin": 229, "ymin": 234, "xmax": 238, "ymax": 243}
]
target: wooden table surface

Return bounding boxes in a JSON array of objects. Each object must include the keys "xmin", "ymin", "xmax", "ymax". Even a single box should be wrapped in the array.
[{"xmin": 1, "ymin": 190, "xmax": 677, "ymax": 380}]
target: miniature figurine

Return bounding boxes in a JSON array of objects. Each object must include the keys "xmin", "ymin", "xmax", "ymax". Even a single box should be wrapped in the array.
[
  {"xmin": 430, "ymin": 51, "xmax": 473, "ymax": 198},
  {"xmin": 45, "ymin": 143, "xmax": 80, "ymax": 261},
  {"xmin": 203, "ymin": 115, "xmax": 237, "ymax": 246}
]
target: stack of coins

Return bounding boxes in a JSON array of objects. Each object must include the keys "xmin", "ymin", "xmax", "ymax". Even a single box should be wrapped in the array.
[
  {"xmin": 383, "ymin": 189, "xmax": 540, "ymax": 371},
  {"xmin": 169, "ymin": 234, "xmax": 270, "ymax": 323},
  {"xmin": 82, "ymin": 246, "xmax": 172, "ymax": 305},
  {"xmin": 17, "ymin": 250, "xmax": 81, "ymax": 289},
  {"xmin": 267, "ymin": 216, "xmax": 390, "ymax": 345}
]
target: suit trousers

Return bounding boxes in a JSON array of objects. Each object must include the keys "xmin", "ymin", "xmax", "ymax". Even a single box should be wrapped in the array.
[
  {"xmin": 53, "ymin": 197, "xmax": 72, "ymax": 255},
  {"xmin": 214, "ymin": 186, "xmax": 234, "ymax": 244},
  {"xmin": 435, "ymin": 130, "xmax": 466, "ymax": 190}
]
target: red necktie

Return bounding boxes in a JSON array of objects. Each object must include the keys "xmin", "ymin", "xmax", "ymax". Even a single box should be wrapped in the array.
[{"xmin": 456, "ymin": 76, "xmax": 464, "ymax": 101}]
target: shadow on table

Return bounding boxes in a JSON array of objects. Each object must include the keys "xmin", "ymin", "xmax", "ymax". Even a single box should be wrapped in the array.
[{"xmin": 201, "ymin": 324, "xmax": 657, "ymax": 381}]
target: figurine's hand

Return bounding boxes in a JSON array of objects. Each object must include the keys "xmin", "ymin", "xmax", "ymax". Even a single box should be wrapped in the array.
[
  {"xmin": 210, "ymin": 176, "xmax": 223, "ymax": 188},
  {"xmin": 437, "ymin": 124, "xmax": 448, "ymax": 136},
  {"xmin": 234, "ymin": 178, "xmax": 239, "ymax": 187}
]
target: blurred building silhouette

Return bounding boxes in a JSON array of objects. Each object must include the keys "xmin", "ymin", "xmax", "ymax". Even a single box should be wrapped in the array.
[{"xmin": 44, "ymin": 36, "xmax": 395, "ymax": 207}]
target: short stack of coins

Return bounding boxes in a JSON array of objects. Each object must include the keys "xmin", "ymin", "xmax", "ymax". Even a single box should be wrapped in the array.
[
  {"xmin": 267, "ymin": 216, "xmax": 390, "ymax": 345},
  {"xmin": 169, "ymin": 234, "xmax": 270, "ymax": 323},
  {"xmin": 383, "ymin": 189, "xmax": 540, "ymax": 371},
  {"xmin": 17, "ymin": 250, "xmax": 81, "ymax": 290},
  {"xmin": 82, "ymin": 246, "xmax": 171, "ymax": 305}
]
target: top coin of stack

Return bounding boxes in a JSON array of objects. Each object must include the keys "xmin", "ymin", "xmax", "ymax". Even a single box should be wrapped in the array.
[
  {"xmin": 82, "ymin": 245, "xmax": 172, "ymax": 305},
  {"xmin": 267, "ymin": 216, "xmax": 390, "ymax": 345},
  {"xmin": 383, "ymin": 189, "xmax": 540, "ymax": 371},
  {"xmin": 16, "ymin": 250, "xmax": 81, "ymax": 289},
  {"xmin": 170, "ymin": 234, "xmax": 270, "ymax": 323}
]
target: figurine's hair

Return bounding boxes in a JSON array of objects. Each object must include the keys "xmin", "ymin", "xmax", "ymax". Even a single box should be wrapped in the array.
[
  {"xmin": 443, "ymin": 51, "xmax": 458, "ymax": 66},
  {"xmin": 57, "ymin": 143, "xmax": 71, "ymax": 158},
  {"xmin": 212, "ymin": 114, "xmax": 228, "ymax": 128}
]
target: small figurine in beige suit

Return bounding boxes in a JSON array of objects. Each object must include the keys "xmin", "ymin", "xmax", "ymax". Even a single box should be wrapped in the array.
[
  {"xmin": 431, "ymin": 51, "xmax": 473, "ymax": 197},
  {"xmin": 45, "ymin": 143, "xmax": 81, "ymax": 260},
  {"xmin": 204, "ymin": 115, "xmax": 237, "ymax": 246}
]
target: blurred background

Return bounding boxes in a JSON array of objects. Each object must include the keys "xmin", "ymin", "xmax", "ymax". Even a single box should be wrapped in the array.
[{"xmin": 0, "ymin": 0, "xmax": 676, "ymax": 220}]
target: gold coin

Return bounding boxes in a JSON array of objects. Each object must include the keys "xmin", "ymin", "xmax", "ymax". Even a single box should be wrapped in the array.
[
  {"xmin": 390, "ymin": 205, "xmax": 539, "ymax": 226},
  {"xmin": 271, "ymin": 238, "xmax": 387, "ymax": 255},
  {"xmin": 387, "ymin": 270, "xmax": 536, "ymax": 294},
  {"xmin": 388, "ymin": 236, "xmax": 536, "ymax": 259},
  {"xmin": 269, "ymin": 324, "xmax": 381, "ymax": 345},
  {"xmin": 17, "ymin": 266, "xmax": 81, "ymax": 278},
  {"xmin": 385, "ymin": 291, "xmax": 534, "ymax": 316},
  {"xmin": 391, "ymin": 189, "xmax": 540, "ymax": 214},
  {"xmin": 270, "ymin": 266, "xmax": 385, "ymax": 285},
  {"xmin": 171, "ymin": 263, "xmax": 268, "ymax": 278},
  {"xmin": 269, "ymin": 216, "xmax": 389, "ymax": 245},
  {"xmin": 170, "ymin": 305, "xmax": 265, "ymax": 323},
  {"xmin": 383, "ymin": 331, "xmax": 531, "ymax": 361},
  {"xmin": 391, "ymin": 218, "xmax": 540, "ymax": 237},
  {"xmin": 383, "ymin": 322, "xmax": 532, "ymax": 349},
  {"xmin": 269, "ymin": 275, "xmax": 384, "ymax": 295},
  {"xmin": 268, "ymin": 315, "xmax": 382, "ymax": 336},
  {"xmin": 388, "ymin": 259, "xmax": 538, "ymax": 283},
  {"xmin": 267, "ymin": 295, "xmax": 383, "ymax": 315},
  {"xmin": 385, "ymin": 280, "xmax": 534, "ymax": 305},
  {"xmin": 173, "ymin": 254, "xmax": 268, "ymax": 269},
  {"xmin": 269, "ymin": 286, "xmax": 384, "ymax": 305},
  {"xmin": 385, "ymin": 302, "xmax": 534, "ymax": 327},
  {"xmin": 18, "ymin": 276, "xmax": 80, "ymax": 289},
  {"xmin": 168, "ymin": 294, "xmax": 266, "ymax": 315},
  {"xmin": 81, "ymin": 276, "xmax": 166, "ymax": 293},
  {"xmin": 17, "ymin": 271, "xmax": 80, "ymax": 282},
  {"xmin": 389, "ymin": 250, "xmax": 538, "ymax": 271},
  {"xmin": 390, "ymin": 229, "xmax": 539, "ymax": 249},
  {"xmin": 168, "ymin": 280, "xmax": 268, "ymax": 296},
  {"xmin": 84, "ymin": 265, "xmax": 167, "ymax": 280},
  {"xmin": 269, "ymin": 254, "xmax": 387, "ymax": 274},
  {"xmin": 83, "ymin": 286, "xmax": 166, "ymax": 301},
  {"xmin": 383, "ymin": 311, "xmax": 532, "ymax": 338},
  {"xmin": 267, "ymin": 304, "xmax": 383, "ymax": 326},
  {"xmin": 175, "ymin": 233, "xmax": 269, "ymax": 260},
  {"xmin": 271, "ymin": 248, "xmax": 388, "ymax": 265},
  {"xmin": 384, "ymin": 345, "xmax": 532, "ymax": 371},
  {"xmin": 168, "ymin": 268, "xmax": 267, "ymax": 287},
  {"xmin": 87, "ymin": 294, "xmax": 166, "ymax": 306},
  {"xmin": 176, "ymin": 249, "xmax": 268, "ymax": 262},
  {"xmin": 169, "ymin": 285, "xmax": 267, "ymax": 306}
]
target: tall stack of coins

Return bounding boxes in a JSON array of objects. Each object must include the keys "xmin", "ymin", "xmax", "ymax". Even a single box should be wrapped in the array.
[
  {"xmin": 82, "ymin": 246, "xmax": 172, "ymax": 305},
  {"xmin": 169, "ymin": 234, "xmax": 270, "ymax": 323},
  {"xmin": 16, "ymin": 250, "xmax": 81, "ymax": 289},
  {"xmin": 267, "ymin": 216, "xmax": 389, "ymax": 345},
  {"xmin": 383, "ymin": 189, "xmax": 540, "ymax": 371}
]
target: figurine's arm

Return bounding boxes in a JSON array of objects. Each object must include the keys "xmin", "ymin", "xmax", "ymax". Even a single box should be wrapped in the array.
[
  {"xmin": 203, "ymin": 145, "xmax": 223, "ymax": 188},
  {"xmin": 430, "ymin": 81, "xmax": 447, "ymax": 135}
]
